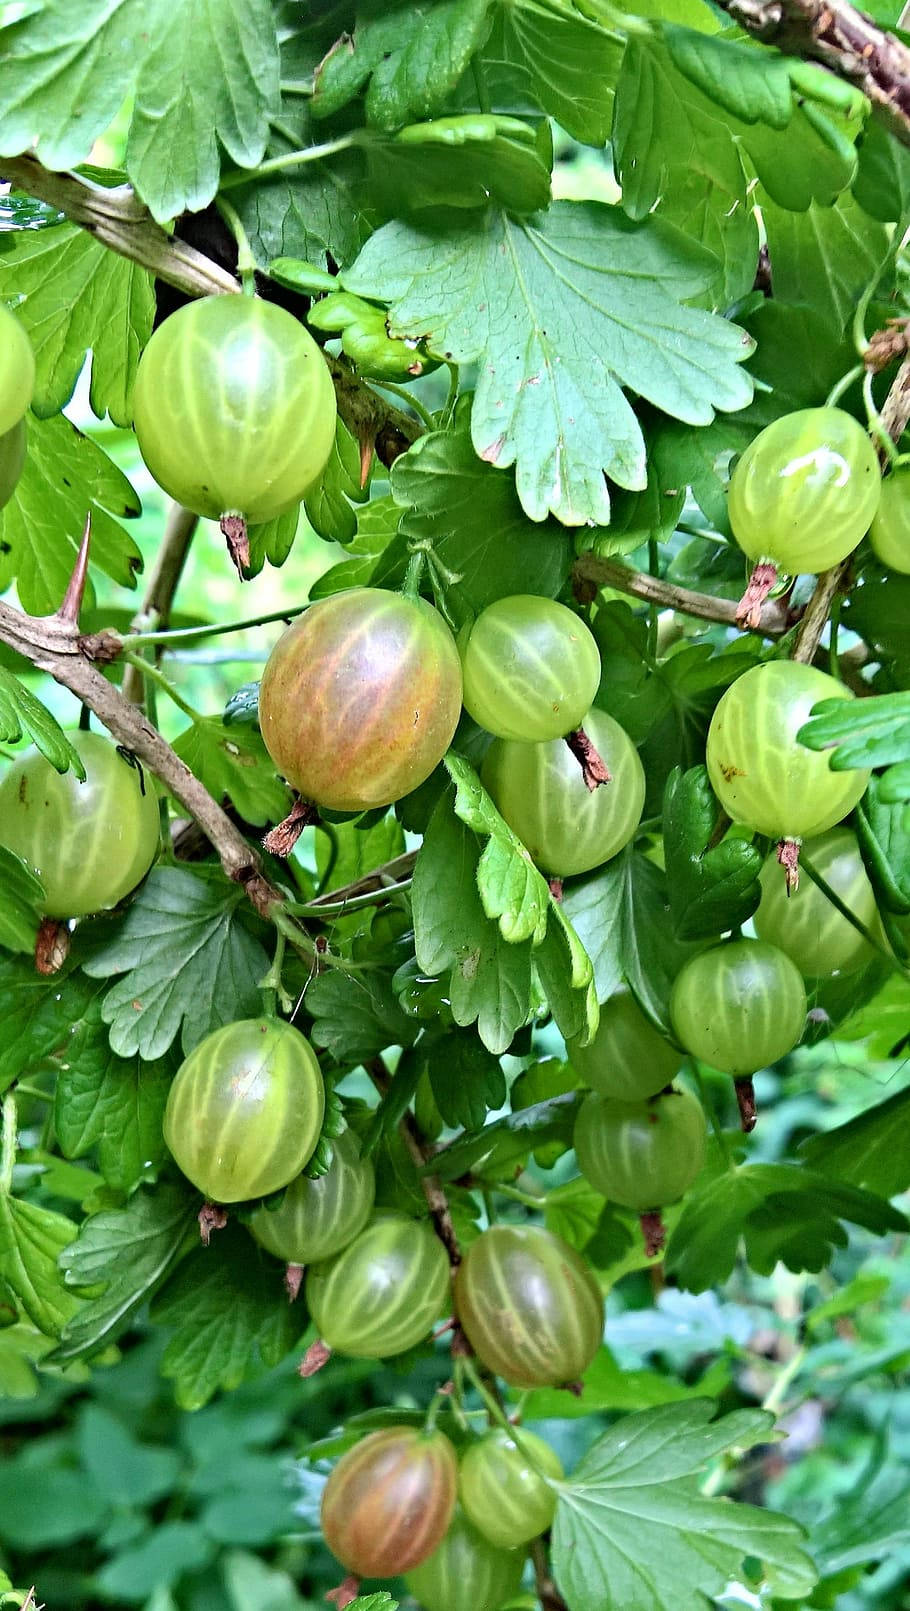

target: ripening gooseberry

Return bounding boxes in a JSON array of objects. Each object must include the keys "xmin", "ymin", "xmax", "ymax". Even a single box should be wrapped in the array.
[{"xmin": 461, "ymin": 594, "xmax": 601, "ymax": 742}]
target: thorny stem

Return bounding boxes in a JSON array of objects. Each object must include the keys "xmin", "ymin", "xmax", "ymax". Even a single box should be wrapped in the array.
[{"xmin": 573, "ymin": 552, "xmax": 793, "ymax": 637}]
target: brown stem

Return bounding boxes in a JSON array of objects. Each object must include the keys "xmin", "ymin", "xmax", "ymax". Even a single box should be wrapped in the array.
[
  {"xmin": 122, "ymin": 501, "xmax": 199, "ymax": 705},
  {"xmin": 879, "ymin": 351, "xmax": 910, "ymax": 443},
  {"xmin": 573, "ymin": 553, "xmax": 793, "ymax": 637},
  {"xmin": 711, "ymin": 0, "xmax": 910, "ymax": 150},
  {"xmin": 735, "ymin": 561, "xmax": 778, "ymax": 631},
  {"xmin": 530, "ymin": 1538, "xmax": 568, "ymax": 1611},
  {"xmin": 790, "ymin": 559, "xmax": 851, "ymax": 665},
  {"xmin": 367, "ymin": 1056, "xmax": 462, "ymax": 1269},
  {"xmin": 263, "ymin": 798, "xmax": 320, "ymax": 857},
  {"xmin": 565, "ymin": 726, "xmax": 612, "ymax": 791}
]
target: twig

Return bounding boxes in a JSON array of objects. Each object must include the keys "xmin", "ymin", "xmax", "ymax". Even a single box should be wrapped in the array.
[
  {"xmin": 879, "ymin": 352, "xmax": 910, "ymax": 442},
  {"xmin": 122, "ymin": 502, "xmax": 199, "ymax": 704},
  {"xmin": 530, "ymin": 1538, "xmax": 569, "ymax": 1611},
  {"xmin": 572, "ymin": 552, "xmax": 793, "ymax": 636},
  {"xmin": 306, "ymin": 850, "xmax": 418, "ymax": 909},
  {"xmin": 367, "ymin": 1056, "xmax": 462, "ymax": 1268}
]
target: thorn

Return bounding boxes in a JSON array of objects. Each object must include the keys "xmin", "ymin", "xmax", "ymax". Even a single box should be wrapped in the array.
[{"xmin": 58, "ymin": 513, "xmax": 92, "ymax": 625}]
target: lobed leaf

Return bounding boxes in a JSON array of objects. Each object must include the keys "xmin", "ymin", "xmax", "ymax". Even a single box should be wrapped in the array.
[
  {"xmin": 798, "ymin": 690, "xmax": 910, "ymax": 772},
  {"xmin": 662, "ymin": 764, "xmax": 763, "ymax": 940}
]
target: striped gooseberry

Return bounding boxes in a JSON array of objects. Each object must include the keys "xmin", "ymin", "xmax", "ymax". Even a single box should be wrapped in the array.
[
  {"xmin": 454, "ymin": 1224, "xmax": 603, "ymax": 1387},
  {"xmin": 259, "ymin": 588, "xmax": 463, "ymax": 811},
  {"xmin": 573, "ymin": 1087, "xmax": 707, "ymax": 1210},
  {"xmin": 706, "ymin": 662, "xmax": 871, "ymax": 844},
  {"xmin": 0, "ymin": 303, "xmax": 35, "ymax": 435},
  {"xmin": 728, "ymin": 407, "xmax": 881, "ymax": 575},
  {"xmin": 754, "ymin": 827, "xmax": 881, "ymax": 977},
  {"xmin": 669, "ymin": 939, "xmax": 807, "ymax": 1078},
  {"xmin": 0, "ymin": 730, "xmax": 160, "ymax": 919},
  {"xmin": 461, "ymin": 594, "xmax": 601, "ymax": 741},
  {"xmin": 163, "ymin": 1017, "xmax": 324, "ymax": 1202},
  {"xmin": 480, "ymin": 708, "xmax": 645, "ymax": 876},
  {"xmin": 321, "ymin": 1426, "xmax": 458, "ymax": 1578},
  {"xmin": 132, "ymin": 296, "xmax": 336, "ymax": 527},
  {"xmin": 305, "ymin": 1213, "xmax": 450, "ymax": 1358},
  {"xmin": 0, "ymin": 416, "xmax": 26, "ymax": 511},
  {"xmin": 567, "ymin": 986, "xmax": 681, "ymax": 1100},
  {"xmin": 249, "ymin": 1127, "xmax": 374, "ymax": 1264},
  {"xmin": 405, "ymin": 1509, "xmax": 525, "ymax": 1611},
  {"xmin": 868, "ymin": 465, "xmax": 910, "ymax": 574},
  {"xmin": 459, "ymin": 1428, "xmax": 563, "ymax": 1549}
]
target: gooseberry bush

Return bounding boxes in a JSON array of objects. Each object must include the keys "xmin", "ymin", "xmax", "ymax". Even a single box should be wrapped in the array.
[{"xmin": 0, "ymin": 4, "xmax": 909, "ymax": 1611}]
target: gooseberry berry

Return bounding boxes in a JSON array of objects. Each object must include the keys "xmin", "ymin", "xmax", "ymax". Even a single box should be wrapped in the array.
[
  {"xmin": 454, "ymin": 1223, "xmax": 603, "ymax": 1387},
  {"xmin": 573, "ymin": 1087, "xmax": 707, "ymax": 1210},
  {"xmin": 868, "ymin": 464, "xmax": 910, "ymax": 574},
  {"xmin": 728, "ymin": 407, "xmax": 881, "ymax": 575},
  {"xmin": 461, "ymin": 594, "xmax": 601, "ymax": 742},
  {"xmin": 459, "ymin": 1428, "xmax": 563, "ymax": 1549},
  {"xmin": 321, "ymin": 1426, "xmax": 458, "ymax": 1578},
  {"xmin": 754, "ymin": 826, "xmax": 881, "ymax": 977},
  {"xmin": 669, "ymin": 938, "xmax": 807, "ymax": 1078},
  {"xmin": 0, "ymin": 730, "xmax": 160, "ymax": 919},
  {"xmin": 305, "ymin": 1213, "xmax": 450, "ymax": 1358},
  {"xmin": 259, "ymin": 588, "xmax": 463, "ymax": 812},
  {"xmin": 249, "ymin": 1127, "xmax": 374, "ymax": 1264},
  {"xmin": 0, "ymin": 416, "xmax": 26, "ymax": 511},
  {"xmin": 405, "ymin": 1509, "xmax": 525, "ymax": 1611},
  {"xmin": 480, "ymin": 708, "xmax": 645, "ymax": 876},
  {"xmin": 132, "ymin": 296, "xmax": 336, "ymax": 528},
  {"xmin": 566, "ymin": 986, "xmax": 681, "ymax": 1100},
  {"xmin": 163, "ymin": 1017, "xmax": 324, "ymax": 1202},
  {"xmin": 0, "ymin": 303, "xmax": 35, "ymax": 436}
]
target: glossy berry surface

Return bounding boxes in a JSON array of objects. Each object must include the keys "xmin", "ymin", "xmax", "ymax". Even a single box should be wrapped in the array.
[
  {"xmin": 0, "ymin": 303, "xmax": 35, "ymax": 436},
  {"xmin": 306, "ymin": 1213, "xmax": 450, "ymax": 1358},
  {"xmin": 573, "ymin": 1087, "xmax": 707, "ymax": 1210},
  {"xmin": 259, "ymin": 588, "xmax": 463, "ymax": 812},
  {"xmin": 481, "ymin": 707, "xmax": 645, "ymax": 876},
  {"xmin": 567, "ymin": 986, "xmax": 681, "ymax": 1100},
  {"xmin": 669, "ymin": 939, "xmax": 807, "ymax": 1078},
  {"xmin": 454, "ymin": 1224, "xmax": 603, "ymax": 1387},
  {"xmin": 868, "ymin": 465, "xmax": 910, "ymax": 574},
  {"xmin": 461, "ymin": 594, "xmax": 601, "ymax": 742},
  {"xmin": 0, "ymin": 730, "xmax": 160, "ymax": 919},
  {"xmin": 405, "ymin": 1509, "xmax": 525, "ymax": 1611},
  {"xmin": 706, "ymin": 662, "xmax": 871, "ymax": 840},
  {"xmin": 132, "ymin": 296, "xmax": 336, "ymax": 524},
  {"xmin": 754, "ymin": 827, "xmax": 880, "ymax": 977},
  {"xmin": 728, "ymin": 407, "xmax": 881, "ymax": 574},
  {"xmin": 0, "ymin": 416, "xmax": 26, "ymax": 511},
  {"xmin": 163, "ymin": 1018, "xmax": 324, "ymax": 1203},
  {"xmin": 249, "ymin": 1127, "xmax": 374, "ymax": 1264},
  {"xmin": 459, "ymin": 1428, "xmax": 563, "ymax": 1549},
  {"xmin": 321, "ymin": 1427, "xmax": 457, "ymax": 1578}
]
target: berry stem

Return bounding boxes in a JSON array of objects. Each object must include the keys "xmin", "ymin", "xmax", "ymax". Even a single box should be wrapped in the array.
[
  {"xmin": 214, "ymin": 196, "xmax": 257, "ymax": 294},
  {"xmin": 734, "ymin": 1077, "xmax": 757, "ymax": 1133},
  {"xmin": 262, "ymin": 798, "xmax": 320, "ymax": 857},
  {"xmin": 565, "ymin": 727, "xmax": 611, "ymax": 791},
  {"xmin": 735, "ymin": 562, "xmax": 778, "ymax": 631}
]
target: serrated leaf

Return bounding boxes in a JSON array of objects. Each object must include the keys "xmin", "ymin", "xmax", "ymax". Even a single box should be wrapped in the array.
[
  {"xmin": 80, "ymin": 867, "xmax": 271, "ymax": 1059},
  {"xmin": 0, "ymin": 220, "xmax": 153, "ymax": 424},
  {"xmin": 53, "ymin": 1183, "xmax": 199, "ymax": 1361},
  {"xmin": 0, "ymin": 412, "xmax": 142, "ymax": 614},
  {"xmin": 664, "ymin": 25, "xmax": 793, "ymax": 127},
  {"xmin": 310, "ymin": 498, "xmax": 402, "ymax": 600},
  {"xmin": 306, "ymin": 970, "xmax": 419, "ymax": 1065},
  {"xmin": 53, "ymin": 995, "xmax": 175, "ymax": 1191},
  {"xmin": 427, "ymin": 1031, "xmax": 506, "ymax": 1129},
  {"xmin": 428, "ymin": 1091, "xmax": 582, "ymax": 1182},
  {"xmin": 76, "ymin": 1402, "xmax": 180, "ymax": 1506},
  {"xmin": 760, "ymin": 190, "xmax": 890, "ymax": 334},
  {"xmin": 0, "ymin": 845, "xmax": 42, "ymax": 954},
  {"xmin": 150, "ymin": 1222, "xmax": 299, "ymax": 1410},
  {"xmin": 304, "ymin": 417, "xmax": 369, "ymax": 544},
  {"xmin": 522, "ymin": 1342, "xmax": 719, "ymax": 1420},
  {"xmin": 534, "ymin": 901, "xmax": 599, "ymax": 1045},
  {"xmin": 799, "ymin": 1086, "xmax": 910, "ymax": 1196},
  {"xmin": 551, "ymin": 1401, "xmax": 817, "ymax": 1608},
  {"xmin": 798, "ymin": 690, "xmax": 910, "ymax": 772},
  {"xmin": 172, "ymin": 717, "xmax": 292, "ymax": 828},
  {"xmin": 665, "ymin": 1163, "xmax": 908, "ymax": 1291},
  {"xmin": 663, "ymin": 765, "xmax": 763, "ymax": 940},
  {"xmin": 445, "ymin": 753, "xmax": 549, "ymax": 945},
  {"xmin": 855, "ymin": 775, "xmax": 910, "ymax": 914},
  {"xmin": 852, "ymin": 113, "xmax": 910, "ymax": 222},
  {"xmin": 0, "ymin": 955, "xmax": 98, "ymax": 1095},
  {"xmin": 0, "ymin": 666, "xmax": 85, "ymax": 773},
  {"xmin": 344, "ymin": 204, "xmax": 754, "ymax": 526},
  {"xmin": 0, "ymin": 1194, "xmax": 79, "ymax": 1335},
  {"xmin": 311, "ymin": 0, "xmax": 493, "ymax": 129},
  {"xmin": 499, "ymin": 0, "xmax": 624, "ymax": 146}
]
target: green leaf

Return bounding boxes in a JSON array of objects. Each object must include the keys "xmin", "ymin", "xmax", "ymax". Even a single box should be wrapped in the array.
[
  {"xmin": 445, "ymin": 753, "xmax": 550, "ymax": 945},
  {"xmin": 855, "ymin": 775, "xmax": 910, "ymax": 914},
  {"xmin": 799, "ymin": 1085, "xmax": 910, "ymax": 1196},
  {"xmin": 0, "ymin": 955, "xmax": 98, "ymax": 1094},
  {"xmin": 75, "ymin": 1402, "xmax": 180, "ymax": 1506},
  {"xmin": 428, "ymin": 1091, "xmax": 582, "ymax": 1182},
  {"xmin": 810, "ymin": 1441, "xmax": 910, "ymax": 1575},
  {"xmin": 427, "ymin": 1031, "xmax": 506, "ymax": 1129},
  {"xmin": 54, "ymin": 1182, "xmax": 199, "ymax": 1361},
  {"xmin": 150, "ymin": 1221, "xmax": 300, "ymax": 1410},
  {"xmin": 0, "ymin": 1460, "xmax": 109, "ymax": 1549},
  {"xmin": 664, "ymin": 1163, "xmax": 908, "ymax": 1290},
  {"xmin": 551, "ymin": 1402, "xmax": 817, "ymax": 1608},
  {"xmin": 662, "ymin": 765, "xmax": 763, "ymax": 940},
  {"xmin": 306, "ymin": 970, "xmax": 419, "ymax": 1065},
  {"xmin": 95, "ymin": 1521, "xmax": 215, "ymax": 1602},
  {"xmin": 245, "ymin": 506, "xmax": 300, "ymax": 578},
  {"xmin": 742, "ymin": 98, "xmax": 861, "ymax": 211},
  {"xmin": 0, "ymin": 846, "xmax": 42, "ymax": 954},
  {"xmin": 172, "ymin": 718, "xmax": 292, "ymax": 828},
  {"xmin": 412, "ymin": 790, "xmax": 533, "ymax": 1054},
  {"xmin": 311, "ymin": 498, "xmax": 403, "ymax": 599},
  {"xmin": 521, "ymin": 1344, "xmax": 711, "ymax": 1420},
  {"xmin": 663, "ymin": 25, "xmax": 792, "ymax": 127},
  {"xmin": 344, "ymin": 204, "xmax": 754, "ymax": 526},
  {"xmin": 0, "ymin": 220, "xmax": 154, "ymax": 425},
  {"xmin": 880, "ymin": 760, "xmax": 910, "ymax": 803},
  {"xmin": 80, "ymin": 867, "xmax": 271, "ymax": 1059},
  {"xmin": 53, "ymin": 995, "xmax": 175, "ymax": 1191},
  {"xmin": 835, "ymin": 972, "xmax": 910, "ymax": 1057},
  {"xmin": 234, "ymin": 142, "xmax": 373, "ymax": 278},
  {"xmin": 498, "ymin": 0, "xmax": 624, "ymax": 146},
  {"xmin": 760, "ymin": 190, "xmax": 890, "ymax": 334},
  {"xmin": 0, "ymin": 412, "xmax": 142, "ymax": 614},
  {"xmin": 367, "ymin": 114, "xmax": 552, "ymax": 214},
  {"xmin": 0, "ymin": 1194, "xmax": 79, "ymax": 1334},
  {"xmin": 311, "ymin": 0, "xmax": 493, "ymax": 129},
  {"xmin": 390, "ymin": 410, "xmax": 572, "ymax": 626},
  {"xmin": 0, "ymin": 666, "xmax": 85, "ymax": 774},
  {"xmin": 534, "ymin": 901, "xmax": 599, "ymax": 1046},
  {"xmin": 0, "ymin": 2, "xmax": 279, "ymax": 223},
  {"xmin": 316, "ymin": 812, "xmax": 406, "ymax": 896},
  {"xmin": 798, "ymin": 690, "xmax": 910, "ymax": 772},
  {"xmin": 852, "ymin": 114, "xmax": 910, "ymax": 222},
  {"xmin": 304, "ymin": 417, "xmax": 369, "ymax": 545}
]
